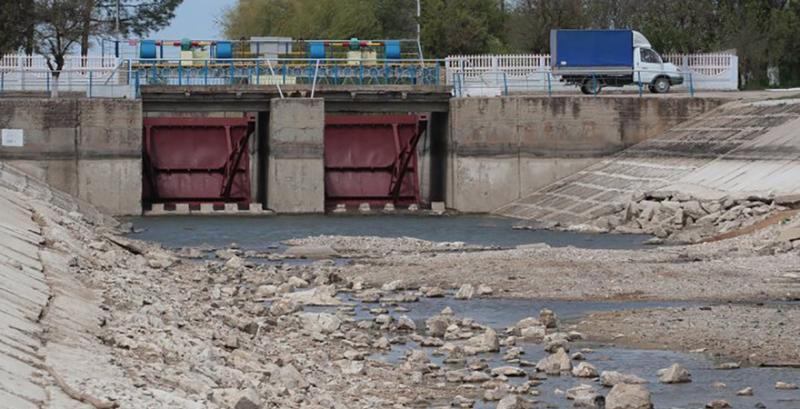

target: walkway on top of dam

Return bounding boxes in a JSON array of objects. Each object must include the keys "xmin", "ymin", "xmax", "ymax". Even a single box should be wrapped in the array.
[
  {"xmin": 140, "ymin": 84, "xmax": 453, "ymax": 112},
  {"xmin": 496, "ymin": 98, "xmax": 800, "ymax": 224}
]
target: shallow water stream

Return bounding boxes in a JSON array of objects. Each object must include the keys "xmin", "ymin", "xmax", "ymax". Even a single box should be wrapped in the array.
[
  {"xmin": 311, "ymin": 295, "xmax": 800, "ymax": 409},
  {"xmin": 126, "ymin": 215, "xmax": 652, "ymax": 250}
]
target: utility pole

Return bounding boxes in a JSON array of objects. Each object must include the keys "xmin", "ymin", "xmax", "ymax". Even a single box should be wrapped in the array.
[
  {"xmin": 115, "ymin": 0, "xmax": 121, "ymax": 35},
  {"xmin": 416, "ymin": 0, "xmax": 424, "ymax": 61},
  {"xmin": 115, "ymin": 0, "xmax": 121, "ymax": 58}
]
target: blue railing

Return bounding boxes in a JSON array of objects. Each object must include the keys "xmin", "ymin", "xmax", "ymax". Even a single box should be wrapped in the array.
[{"xmin": 129, "ymin": 58, "xmax": 444, "ymax": 94}]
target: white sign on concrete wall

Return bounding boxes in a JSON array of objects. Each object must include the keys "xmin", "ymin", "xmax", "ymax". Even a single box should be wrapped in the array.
[{"xmin": 1, "ymin": 129, "xmax": 24, "ymax": 147}]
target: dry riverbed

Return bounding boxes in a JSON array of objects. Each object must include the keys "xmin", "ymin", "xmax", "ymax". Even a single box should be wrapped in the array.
[{"xmin": 8, "ymin": 168, "xmax": 800, "ymax": 408}]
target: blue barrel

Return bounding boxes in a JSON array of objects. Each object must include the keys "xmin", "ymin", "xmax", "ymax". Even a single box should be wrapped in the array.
[
  {"xmin": 385, "ymin": 40, "xmax": 401, "ymax": 60},
  {"xmin": 308, "ymin": 42, "xmax": 325, "ymax": 59},
  {"xmin": 140, "ymin": 40, "xmax": 157, "ymax": 59},
  {"xmin": 216, "ymin": 41, "xmax": 233, "ymax": 59}
]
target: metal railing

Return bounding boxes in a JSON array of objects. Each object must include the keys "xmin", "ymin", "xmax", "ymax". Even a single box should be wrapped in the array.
[
  {"xmin": 450, "ymin": 68, "xmax": 695, "ymax": 98},
  {"xmin": 0, "ymin": 52, "xmax": 706, "ymax": 99},
  {"xmin": 127, "ymin": 58, "xmax": 444, "ymax": 97},
  {"xmin": 447, "ymin": 52, "xmax": 735, "ymax": 92}
]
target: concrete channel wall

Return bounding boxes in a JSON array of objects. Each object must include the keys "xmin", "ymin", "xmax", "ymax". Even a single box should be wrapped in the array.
[
  {"xmin": 446, "ymin": 96, "xmax": 725, "ymax": 212},
  {"xmin": 496, "ymin": 98, "xmax": 800, "ymax": 224},
  {"xmin": 0, "ymin": 98, "xmax": 142, "ymax": 215}
]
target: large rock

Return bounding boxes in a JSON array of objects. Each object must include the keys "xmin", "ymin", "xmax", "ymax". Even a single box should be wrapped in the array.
[
  {"xmin": 454, "ymin": 284, "xmax": 475, "ymax": 300},
  {"xmin": 271, "ymin": 364, "xmax": 308, "ymax": 390},
  {"xmin": 657, "ymin": 363, "xmax": 691, "ymax": 384},
  {"xmin": 425, "ymin": 315, "xmax": 451, "ymax": 338},
  {"xmin": 396, "ymin": 315, "xmax": 417, "ymax": 331},
  {"xmin": 465, "ymin": 328, "xmax": 500, "ymax": 353},
  {"xmin": 535, "ymin": 348, "xmax": 571, "ymax": 375},
  {"xmin": 605, "ymin": 384, "xmax": 653, "ymax": 409},
  {"xmin": 282, "ymin": 285, "xmax": 341, "ymax": 306},
  {"xmin": 599, "ymin": 371, "xmax": 647, "ymax": 387},
  {"xmin": 568, "ymin": 385, "xmax": 604, "ymax": 408},
  {"xmin": 232, "ymin": 387, "xmax": 261, "ymax": 409},
  {"xmin": 539, "ymin": 308, "xmax": 558, "ymax": 328},
  {"xmin": 491, "ymin": 366, "xmax": 526, "ymax": 377},
  {"xmin": 298, "ymin": 312, "xmax": 341, "ymax": 334},
  {"xmin": 572, "ymin": 362, "xmax": 598, "ymax": 378},
  {"xmin": 269, "ymin": 298, "xmax": 300, "ymax": 316},
  {"xmin": 496, "ymin": 394, "xmax": 527, "ymax": 409}
]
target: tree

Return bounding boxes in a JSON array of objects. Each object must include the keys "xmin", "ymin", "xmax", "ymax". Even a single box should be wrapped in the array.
[
  {"xmin": 0, "ymin": 0, "xmax": 36, "ymax": 54},
  {"xmin": 420, "ymin": 0, "xmax": 506, "ymax": 56},
  {"xmin": 33, "ymin": 0, "xmax": 92, "ymax": 97},
  {"xmin": 79, "ymin": 0, "xmax": 183, "ymax": 56}
]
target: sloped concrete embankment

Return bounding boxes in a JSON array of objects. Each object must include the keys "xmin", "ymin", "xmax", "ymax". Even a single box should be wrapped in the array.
[
  {"xmin": 496, "ymin": 99, "xmax": 800, "ymax": 241},
  {"xmin": 0, "ymin": 162, "xmax": 137, "ymax": 408}
]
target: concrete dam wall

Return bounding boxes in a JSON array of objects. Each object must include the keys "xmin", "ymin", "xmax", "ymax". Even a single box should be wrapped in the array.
[
  {"xmin": 0, "ymin": 99, "xmax": 142, "ymax": 215},
  {"xmin": 496, "ymin": 98, "xmax": 800, "ymax": 226},
  {"xmin": 446, "ymin": 96, "xmax": 725, "ymax": 212},
  {"xmin": 0, "ymin": 94, "xmax": 726, "ymax": 216}
]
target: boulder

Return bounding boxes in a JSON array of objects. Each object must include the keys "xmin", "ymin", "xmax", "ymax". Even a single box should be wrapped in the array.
[
  {"xmin": 282, "ymin": 285, "xmax": 341, "ymax": 306},
  {"xmin": 271, "ymin": 364, "xmax": 308, "ymax": 390},
  {"xmin": 599, "ymin": 371, "xmax": 647, "ymax": 387},
  {"xmin": 287, "ymin": 276, "xmax": 309, "ymax": 288},
  {"xmin": 736, "ymin": 386, "xmax": 753, "ymax": 396},
  {"xmin": 476, "ymin": 284, "xmax": 494, "ymax": 296},
  {"xmin": 705, "ymin": 400, "xmax": 730, "ymax": 409},
  {"xmin": 298, "ymin": 312, "xmax": 341, "ymax": 334},
  {"xmin": 539, "ymin": 308, "xmax": 558, "ymax": 328},
  {"xmin": 535, "ymin": 348, "xmax": 571, "ymax": 375},
  {"xmin": 454, "ymin": 284, "xmax": 475, "ymax": 300},
  {"xmin": 466, "ymin": 328, "xmax": 500, "ymax": 353},
  {"xmin": 224, "ymin": 255, "xmax": 245, "ymax": 269},
  {"xmin": 396, "ymin": 315, "xmax": 416, "ymax": 331},
  {"xmin": 425, "ymin": 315, "xmax": 451, "ymax": 337},
  {"xmin": 232, "ymin": 387, "xmax": 261, "ymax": 409},
  {"xmin": 269, "ymin": 299, "xmax": 300, "ymax": 316},
  {"xmin": 381, "ymin": 279, "xmax": 404, "ymax": 291},
  {"xmin": 566, "ymin": 384, "xmax": 595, "ymax": 400},
  {"xmin": 657, "ymin": 363, "xmax": 691, "ymax": 384},
  {"xmin": 491, "ymin": 366, "xmax": 526, "ymax": 377},
  {"xmin": 605, "ymin": 384, "xmax": 652, "ymax": 409},
  {"xmin": 496, "ymin": 394, "xmax": 526, "ymax": 409},
  {"xmin": 572, "ymin": 362, "xmax": 598, "ymax": 378}
]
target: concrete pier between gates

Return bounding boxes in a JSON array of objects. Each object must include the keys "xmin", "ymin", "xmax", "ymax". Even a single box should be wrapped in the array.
[{"xmin": 267, "ymin": 98, "xmax": 325, "ymax": 213}]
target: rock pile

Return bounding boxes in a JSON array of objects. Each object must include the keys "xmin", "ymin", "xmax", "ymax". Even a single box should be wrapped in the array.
[{"xmin": 590, "ymin": 191, "xmax": 796, "ymax": 243}]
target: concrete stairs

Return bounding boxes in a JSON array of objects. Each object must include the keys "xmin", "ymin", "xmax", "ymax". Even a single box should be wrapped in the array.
[{"xmin": 495, "ymin": 98, "xmax": 800, "ymax": 225}]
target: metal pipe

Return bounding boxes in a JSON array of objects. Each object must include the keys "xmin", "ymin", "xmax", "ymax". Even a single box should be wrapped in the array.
[
  {"xmin": 311, "ymin": 59, "xmax": 320, "ymax": 98},
  {"xmin": 265, "ymin": 59, "xmax": 284, "ymax": 98}
]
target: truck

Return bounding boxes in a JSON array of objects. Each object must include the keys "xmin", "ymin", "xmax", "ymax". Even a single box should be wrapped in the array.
[{"xmin": 550, "ymin": 29, "xmax": 683, "ymax": 94}]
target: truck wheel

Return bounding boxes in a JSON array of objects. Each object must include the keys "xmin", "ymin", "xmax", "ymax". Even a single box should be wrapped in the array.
[
  {"xmin": 652, "ymin": 77, "xmax": 671, "ymax": 93},
  {"xmin": 581, "ymin": 79, "xmax": 602, "ymax": 95}
]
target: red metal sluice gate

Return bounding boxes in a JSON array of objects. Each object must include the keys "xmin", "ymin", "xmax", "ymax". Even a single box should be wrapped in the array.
[
  {"xmin": 324, "ymin": 115, "xmax": 428, "ymax": 207},
  {"xmin": 142, "ymin": 117, "xmax": 254, "ymax": 207}
]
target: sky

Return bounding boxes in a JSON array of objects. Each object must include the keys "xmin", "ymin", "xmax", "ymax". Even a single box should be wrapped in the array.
[{"xmin": 151, "ymin": 0, "xmax": 238, "ymax": 40}]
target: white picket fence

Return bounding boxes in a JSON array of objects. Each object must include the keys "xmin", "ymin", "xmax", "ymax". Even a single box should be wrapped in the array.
[
  {"xmin": 446, "ymin": 52, "xmax": 739, "ymax": 96},
  {"xmin": 0, "ymin": 54, "xmax": 132, "ymax": 97}
]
